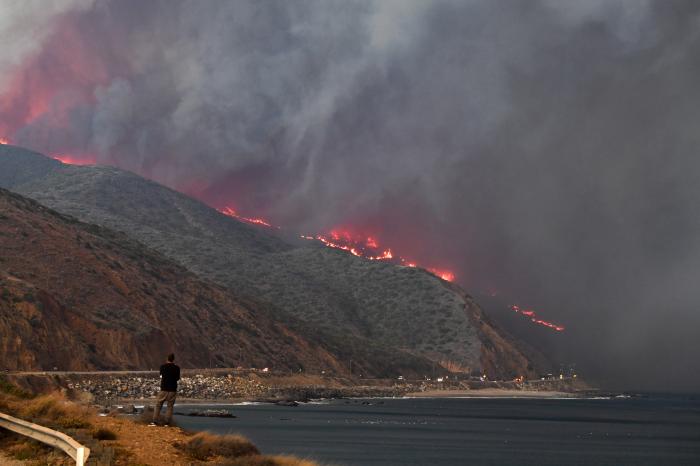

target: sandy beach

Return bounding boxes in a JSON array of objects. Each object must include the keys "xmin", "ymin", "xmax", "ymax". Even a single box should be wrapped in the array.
[{"xmin": 404, "ymin": 388, "xmax": 580, "ymax": 398}]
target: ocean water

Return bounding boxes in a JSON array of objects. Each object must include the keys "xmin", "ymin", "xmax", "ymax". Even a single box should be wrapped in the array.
[{"xmin": 174, "ymin": 395, "xmax": 700, "ymax": 466}]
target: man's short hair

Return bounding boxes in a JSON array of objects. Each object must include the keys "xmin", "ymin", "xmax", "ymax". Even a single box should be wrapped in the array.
[{"xmin": 167, "ymin": 353, "xmax": 175, "ymax": 362}]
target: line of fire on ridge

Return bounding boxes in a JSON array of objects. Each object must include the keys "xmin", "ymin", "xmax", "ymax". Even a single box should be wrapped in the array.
[{"xmin": 0, "ymin": 140, "xmax": 565, "ymax": 333}]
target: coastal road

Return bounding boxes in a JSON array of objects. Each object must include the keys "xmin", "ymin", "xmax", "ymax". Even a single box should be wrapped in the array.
[{"xmin": 9, "ymin": 368, "xmax": 254, "ymax": 375}]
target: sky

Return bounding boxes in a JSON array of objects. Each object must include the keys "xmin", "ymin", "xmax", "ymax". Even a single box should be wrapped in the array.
[{"xmin": 1, "ymin": 0, "xmax": 699, "ymax": 390}]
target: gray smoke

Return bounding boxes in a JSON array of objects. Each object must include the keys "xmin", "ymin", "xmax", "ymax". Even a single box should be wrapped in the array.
[{"xmin": 3, "ymin": 0, "xmax": 700, "ymax": 390}]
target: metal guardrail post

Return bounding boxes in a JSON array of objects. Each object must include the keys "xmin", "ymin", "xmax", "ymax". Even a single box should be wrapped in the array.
[{"xmin": 0, "ymin": 412, "xmax": 90, "ymax": 465}]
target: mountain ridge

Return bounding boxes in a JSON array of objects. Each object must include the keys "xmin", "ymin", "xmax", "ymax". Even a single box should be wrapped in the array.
[
  {"xmin": 0, "ymin": 144, "xmax": 546, "ymax": 378},
  {"xmin": 0, "ymin": 186, "xmax": 439, "ymax": 375}
]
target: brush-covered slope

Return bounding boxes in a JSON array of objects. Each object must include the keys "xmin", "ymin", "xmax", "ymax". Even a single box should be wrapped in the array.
[
  {"xmin": 0, "ymin": 187, "xmax": 436, "ymax": 374},
  {"xmin": 0, "ymin": 145, "xmax": 61, "ymax": 188},
  {"xmin": 0, "ymin": 145, "xmax": 541, "ymax": 378}
]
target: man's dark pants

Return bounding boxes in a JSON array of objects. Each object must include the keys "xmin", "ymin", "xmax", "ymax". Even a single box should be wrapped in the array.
[{"xmin": 153, "ymin": 390, "xmax": 176, "ymax": 423}]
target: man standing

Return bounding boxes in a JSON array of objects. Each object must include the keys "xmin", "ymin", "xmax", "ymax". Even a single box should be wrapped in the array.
[{"xmin": 150, "ymin": 353, "xmax": 180, "ymax": 426}]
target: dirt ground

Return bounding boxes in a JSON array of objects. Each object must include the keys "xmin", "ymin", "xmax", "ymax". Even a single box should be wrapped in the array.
[{"xmin": 92, "ymin": 416, "xmax": 194, "ymax": 465}]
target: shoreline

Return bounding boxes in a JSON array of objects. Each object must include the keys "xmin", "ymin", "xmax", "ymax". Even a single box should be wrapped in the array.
[
  {"xmin": 8, "ymin": 370, "xmax": 595, "ymax": 405},
  {"xmin": 404, "ymin": 388, "xmax": 582, "ymax": 398},
  {"xmin": 111, "ymin": 388, "xmax": 593, "ymax": 406}
]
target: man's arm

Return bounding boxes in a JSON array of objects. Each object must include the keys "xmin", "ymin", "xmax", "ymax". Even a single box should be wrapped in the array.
[{"xmin": 176, "ymin": 366, "xmax": 181, "ymax": 381}]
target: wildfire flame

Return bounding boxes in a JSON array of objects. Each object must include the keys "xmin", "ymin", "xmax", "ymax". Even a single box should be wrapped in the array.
[
  {"xmin": 218, "ymin": 206, "xmax": 276, "ymax": 228},
  {"xmin": 427, "ymin": 268, "xmax": 455, "ymax": 282},
  {"xmin": 510, "ymin": 305, "xmax": 565, "ymax": 332},
  {"xmin": 298, "ymin": 229, "xmax": 455, "ymax": 281},
  {"xmin": 310, "ymin": 230, "xmax": 394, "ymax": 261},
  {"xmin": 52, "ymin": 154, "xmax": 95, "ymax": 165},
  {"xmin": 1, "ymin": 145, "xmax": 94, "ymax": 165}
]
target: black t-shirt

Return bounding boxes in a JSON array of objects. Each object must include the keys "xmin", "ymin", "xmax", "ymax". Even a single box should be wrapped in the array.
[{"xmin": 159, "ymin": 362, "xmax": 180, "ymax": 392}]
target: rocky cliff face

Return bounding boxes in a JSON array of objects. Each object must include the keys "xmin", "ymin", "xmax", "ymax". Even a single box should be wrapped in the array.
[
  {"xmin": 0, "ymin": 276, "xmax": 90, "ymax": 370},
  {"xmin": 0, "ymin": 188, "xmax": 437, "ymax": 375},
  {"xmin": 0, "ymin": 145, "xmax": 544, "ymax": 378}
]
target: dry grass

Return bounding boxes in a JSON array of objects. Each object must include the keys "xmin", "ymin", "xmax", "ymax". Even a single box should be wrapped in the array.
[
  {"xmin": 0, "ymin": 389, "xmax": 92, "ymax": 429},
  {"xmin": 214, "ymin": 455, "xmax": 320, "ymax": 466},
  {"xmin": 176, "ymin": 431, "xmax": 320, "ymax": 466},
  {"xmin": 15, "ymin": 393, "xmax": 93, "ymax": 429},
  {"xmin": 176, "ymin": 431, "xmax": 260, "ymax": 460},
  {"xmin": 266, "ymin": 457, "xmax": 320, "ymax": 466},
  {"xmin": 0, "ymin": 435, "xmax": 73, "ymax": 465},
  {"xmin": 0, "ymin": 382, "xmax": 95, "ymax": 464},
  {"xmin": 5, "ymin": 439, "xmax": 45, "ymax": 461}
]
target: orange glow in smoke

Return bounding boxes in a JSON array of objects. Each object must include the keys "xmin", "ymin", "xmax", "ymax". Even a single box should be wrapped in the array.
[
  {"xmin": 52, "ymin": 154, "xmax": 95, "ymax": 166},
  {"xmin": 0, "ymin": 15, "xmax": 567, "ymax": 332},
  {"xmin": 510, "ymin": 305, "xmax": 565, "ymax": 332},
  {"xmin": 0, "ymin": 14, "xmax": 120, "ymax": 143}
]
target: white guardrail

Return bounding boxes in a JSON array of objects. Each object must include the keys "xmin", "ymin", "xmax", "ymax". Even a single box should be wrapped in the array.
[{"xmin": 0, "ymin": 412, "xmax": 90, "ymax": 465}]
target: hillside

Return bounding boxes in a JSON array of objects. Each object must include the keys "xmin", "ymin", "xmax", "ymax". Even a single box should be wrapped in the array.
[
  {"xmin": 0, "ymin": 187, "xmax": 439, "ymax": 374},
  {"xmin": 0, "ymin": 145, "xmax": 544, "ymax": 378}
]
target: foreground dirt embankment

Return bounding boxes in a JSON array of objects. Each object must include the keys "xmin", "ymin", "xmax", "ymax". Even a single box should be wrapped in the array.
[
  {"xmin": 0, "ymin": 372, "xmax": 595, "ymax": 464},
  {"xmin": 90, "ymin": 416, "xmax": 316, "ymax": 465},
  {"xmin": 0, "ymin": 375, "xmax": 317, "ymax": 465}
]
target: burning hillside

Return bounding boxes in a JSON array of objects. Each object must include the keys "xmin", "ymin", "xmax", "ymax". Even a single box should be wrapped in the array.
[
  {"xmin": 511, "ymin": 305, "xmax": 565, "ymax": 332},
  {"xmin": 303, "ymin": 230, "xmax": 394, "ymax": 261},
  {"xmin": 220, "ymin": 209, "xmax": 457, "ymax": 284},
  {"xmin": 3, "ymin": 147, "xmax": 565, "ymax": 333},
  {"xmin": 221, "ymin": 207, "xmax": 563, "ymax": 332},
  {"xmin": 12, "ymin": 146, "xmax": 460, "ymax": 287},
  {"xmin": 0, "ymin": 146, "xmax": 553, "ymax": 378},
  {"xmin": 219, "ymin": 206, "xmax": 276, "ymax": 228},
  {"xmin": 1, "ymin": 138, "xmax": 94, "ymax": 165}
]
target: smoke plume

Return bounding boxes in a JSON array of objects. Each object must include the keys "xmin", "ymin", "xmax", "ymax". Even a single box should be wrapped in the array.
[{"xmin": 2, "ymin": 0, "xmax": 699, "ymax": 390}]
